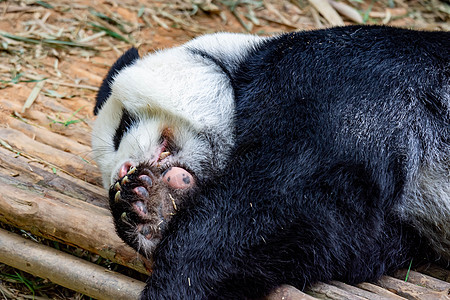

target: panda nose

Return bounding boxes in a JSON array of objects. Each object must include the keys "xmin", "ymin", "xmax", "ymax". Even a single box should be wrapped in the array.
[{"xmin": 118, "ymin": 161, "xmax": 135, "ymax": 178}]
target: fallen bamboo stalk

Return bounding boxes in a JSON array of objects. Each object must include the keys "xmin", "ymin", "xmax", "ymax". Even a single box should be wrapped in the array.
[
  {"xmin": 21, "ymin": 80, "xmax": 45, "ymax": 113},
  {"xmin": 0, "ymin": 228, "xmax": 145, "ymax": 300},
  {"xmin": 22, "ymin": 73, "xmax": 100, "ymax": 91},
  {"xmin": 307, "ymin": 0, "xmax": 344, "ymax": 26},
  {"xmin": 327, "ymin": 0, "xmax": 363, "ymax": 24}
]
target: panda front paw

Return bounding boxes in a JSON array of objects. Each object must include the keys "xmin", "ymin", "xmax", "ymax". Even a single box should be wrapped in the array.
[{"xmin": 109, "ymin": 162, "xmax": 195, "ymax": 257}]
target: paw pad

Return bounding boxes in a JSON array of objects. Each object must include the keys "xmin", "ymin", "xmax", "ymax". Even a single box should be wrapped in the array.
[
  {"xmin": 133, "ymin": 200, "xmax": 149, "ymax": 217},
  {"xmin": 134, "ymin": 186, "xmax": 149, "ymax": 198},
  {"xmin": 139, "ymin": 174, "xmax": 153, "ymax": 187}
]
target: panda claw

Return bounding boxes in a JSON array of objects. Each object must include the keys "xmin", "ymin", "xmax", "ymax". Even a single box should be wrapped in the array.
[
  {"xmin": 121, "ymin": 175, "xmax": 130, "ymax": 185},
  {"xmin": 128, "ymin": 166, "xmax": 137, "ymax": 175},
  {"xmin": 114, "ymin": 191, "xmax": 121, "ymax": 202}
]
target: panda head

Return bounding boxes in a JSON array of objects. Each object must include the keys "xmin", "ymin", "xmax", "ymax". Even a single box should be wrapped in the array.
[
  {"xmin": 92, "ymin": 45, "xmax": 236, "ymax": 190},
  {"xmin": 91, "ymin": 34, "xmax": 265, "ymax": 254}
]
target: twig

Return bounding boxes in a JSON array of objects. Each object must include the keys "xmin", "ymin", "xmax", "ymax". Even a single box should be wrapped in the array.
[
  {"xmin": 21, "ymin": 73, "xmax": 99, "ymax": 91},
  {"xmin": 231, "ymin": 9, "xmax": 253, "ymax": 32},
  {"xmin": 258, "ymin": 15, "xmax": 299, "ymax": 29},
  {"xmin": 21, "ymin": 80, "xmax": 45, "ymax": 113},
  {"xmin": 78, "ymin": 31, "xmax": 107, "ymax": 43},
  {"xmin": 307, "ymin": 0, "xmax": 344, "ymax": 26},
  {"xmin": 328, "ymin": 0, "xmax": 363, "ymax": 24},
  {"xmin": 263, "ymin": 0, "xmax": 295, "ymax": 28},
  {"xmin": 150, "ymin": 11, "xmax": 170, "ymax": 30}
]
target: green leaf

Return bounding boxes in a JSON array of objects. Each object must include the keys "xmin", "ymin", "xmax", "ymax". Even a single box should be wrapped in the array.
[
  {"xmin": 404, "ymin": 258, "xmax": 413, "ymax": 282},
  {"xmin": 44, "ymin": 89, "xmax": 65, "ymax": 98},
  {"xmin": 138, "ymin": 6, "xmax": 145, "ymax": 18},
  {"xmin": 89, "ymin": 22, "xmax": 129, "ymax": 43},
  {"xmin": 11, "ymin": 73, "xmax": 24, "ymax": 84},
  {"xmin": 89, "ymin": 8, "xmax": 127, "ymax": 33},
  {"xmin": 14, "ymin": 271, "xmax": 35, "ymax": 295},
  {"xmin": 35, "ymin": 1, "xmax": 54, "ymax": 9}
]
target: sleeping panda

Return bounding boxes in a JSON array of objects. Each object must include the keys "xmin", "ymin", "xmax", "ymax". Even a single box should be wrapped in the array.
[{"xmin": 92, "ymin": 25, "xmax": 449, "ymax": 299}]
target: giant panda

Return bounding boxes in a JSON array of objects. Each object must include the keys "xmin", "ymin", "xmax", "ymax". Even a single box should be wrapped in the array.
[{"xmin": 91, "ymin": 25, "xmax": 449, "ymax": 299}]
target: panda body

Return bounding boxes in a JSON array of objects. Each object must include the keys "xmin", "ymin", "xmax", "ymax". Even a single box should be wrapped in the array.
[{"xmin": 92, "ymin": 26, "xmax": 450, "ymax": 299}]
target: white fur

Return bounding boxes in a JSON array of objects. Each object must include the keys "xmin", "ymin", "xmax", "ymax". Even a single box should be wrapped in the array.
[
  {"xmin": 401, "ymin": 156, "xmax": 450, "ymax": 259},
  {"xmin": 92, "ymin": 33, "xmax": 264, "ymax": 188}
]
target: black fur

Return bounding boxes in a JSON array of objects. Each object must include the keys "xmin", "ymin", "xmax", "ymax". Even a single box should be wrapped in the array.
[
  {"xmin": 94, "ymin": 47, "xmax": 140, "ymax": 115},
  {"xmin": 113, "ymin": 109, "xmax": 137, "ymax": 151},
  {"xmin": 97, "ymin": 26, "xmax": 449, "ymax": 299}
]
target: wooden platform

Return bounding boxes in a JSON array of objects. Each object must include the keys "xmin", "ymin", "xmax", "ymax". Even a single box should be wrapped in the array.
[{"xmin": 0, "ymin": 2, "xmax": 448, "ymax": 299}]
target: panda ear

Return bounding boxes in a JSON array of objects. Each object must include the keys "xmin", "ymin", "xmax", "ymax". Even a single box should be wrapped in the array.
[{"xmin": 94, "ymin": 47, "xmax": 140, "ymax": 115}]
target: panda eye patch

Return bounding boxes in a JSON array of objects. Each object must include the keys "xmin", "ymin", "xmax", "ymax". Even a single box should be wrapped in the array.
[{"xmin": 113, "ymin": 109, "xmax": 136, "ymax": 151}]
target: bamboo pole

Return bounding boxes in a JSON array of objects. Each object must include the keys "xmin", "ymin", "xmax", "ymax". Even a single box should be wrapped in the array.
[
  {"xmin": 394, "ymin": 269, "xmax": 450, "ymax": 292},
  {"xmin": 0, "ymin": 146, "xmax": 148, "ymax": 274},
  {"xmin": 0, "ymin": 127, "xmax": 101, "ymax": 186},
  {"xmin": 377, "ymin": 275, "xmax": 450, "ymax": 300},
  {"xmin": 0, "ymin": 228, "xmax": 145, "ymax": 300},
  {"xmin": 308, "ymin": 282, "xmax": 366, "ymax": 300}
]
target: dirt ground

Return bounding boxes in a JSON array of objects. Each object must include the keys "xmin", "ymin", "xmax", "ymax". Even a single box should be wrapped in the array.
[{"xmin": 0, "ymin": 0, "xmax": 449, "ymax": 299}]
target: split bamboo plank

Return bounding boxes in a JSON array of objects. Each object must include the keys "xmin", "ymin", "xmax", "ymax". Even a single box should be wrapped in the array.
[{"xmin": 0, "ymin": 99, "xmax": 93, "ymax": 147}]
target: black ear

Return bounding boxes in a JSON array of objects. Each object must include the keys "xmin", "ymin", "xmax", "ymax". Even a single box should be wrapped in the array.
[{"xmin": 94, "ymin": 47, "xmax": 140, "ymax": 115}]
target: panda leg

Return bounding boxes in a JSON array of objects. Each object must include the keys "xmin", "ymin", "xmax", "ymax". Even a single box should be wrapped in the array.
[{"xmin": 139, "ymin": 171, "xmax": 418, "ymax": 299}]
